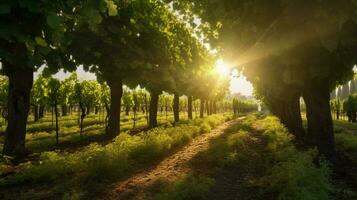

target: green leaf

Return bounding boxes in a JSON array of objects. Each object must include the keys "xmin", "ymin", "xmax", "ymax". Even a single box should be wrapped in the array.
[
  {"xmin": 0, "ymin": 4, "xmax": 10, "ymax": 14},
  {"xmin": 105, "ymin": 0, "xmax": 118, "ymax": 16},
  {"xmin": 35, "ymin": 37, "xmax": 48, "ymax": 47},
  {"xmin": 47, "ymin": 13, "xmax": 63, "ymax": 29}
]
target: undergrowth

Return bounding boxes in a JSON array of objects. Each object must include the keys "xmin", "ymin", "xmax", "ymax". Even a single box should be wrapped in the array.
[{"xmin": 0, "ymin": 113, "xmax": 232, "ymax": 199}]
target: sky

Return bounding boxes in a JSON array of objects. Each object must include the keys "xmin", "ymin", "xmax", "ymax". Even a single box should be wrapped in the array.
[
  {"xmin": 34, "ymin": 65, "xmax": 96, "ymax": 81},
  {"xmin": 230, "ymin": 74, "xmax": 253, "ymax": 96}
]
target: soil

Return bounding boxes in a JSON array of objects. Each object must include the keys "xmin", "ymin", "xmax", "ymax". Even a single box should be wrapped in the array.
[{"xmin": 103, "ymin": 118, "xmax": 242, "ymax": 200}]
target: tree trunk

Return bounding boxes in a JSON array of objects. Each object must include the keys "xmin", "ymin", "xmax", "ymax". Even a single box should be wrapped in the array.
[
  {"xmin": 104, "ymin": 102, "xmax": 110, "ymax": 131},
  {"xmin": 149, "ymin": 90, "xmax": 160, "ymax": 128},
  {"xmin": 94, "ymin": 106, "xmax": 98, "ymax": 115},
  {"xmin": 269, "ymin": 93, "xmax": 306, "ymax": 143},
  {"xmin": 206, "ymin": 100, "xmax": 210, "ymax": 115},
  {"xmin": 125, "ymin": 105, "xmax": 130, "ymax": 116},
  {"xmin": 213, "ymin": 101, "xmax": 217, "ymax": 114},
  {"xmin": 200, "ymin": 99, "xmax": 204, "ymax": 118},
  {"xmin": 33, "ymin": 105, "xmax": 39, "ymax": 122},
  {"xmin": 107, "ymin": 80, "xmax": 123, "ymax": 137},
  {"xmin": 3, "ymin": 68, "xmax": 33, "ymax": 158},
  {"xmin": 188, "ymin": 96, "xmax": 193, "ymax": 119},
  {"xmin": 51, "ymin": 107, "xmax": 54, "ymax": 127},
  {"xmin": 173, "ymin": 93, "xmax": 179, "ymax": 123},
  {"xmin": 79, "ymin": 102, "xmax": 86, "ymax": 137},
  {"xmin": 133, "ymin": 105, "xmax": 137, "ymax": 128},
  {"xmin": 39, "ymin": 105, "xmax": 45, "ymax": 119},
  {"xmin": 61, "ymin": 105, "xmax": 67, "ymax": 116},
  {"xmin": 55, "ymin": 105, "xmax": 59, "ymax": 144},
  {"xmin": 303, "ymin": 83, "xmax": 336, "ymax": 163},
  {"xmin": 209, "ymin": 101, "xmax": 214, "ymax": 115},
  {"xmin": 144, "ymin": 94, "xmax": 149, "ymax": 124},
  {"xmin": 86, "ymin": 106, "xmax": 91, "ymax": 115}
]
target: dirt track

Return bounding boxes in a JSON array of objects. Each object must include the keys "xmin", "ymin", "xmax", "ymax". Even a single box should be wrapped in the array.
[{"xmin": 103, "ymin": 119, "xmax": 240, "ymax": 200}]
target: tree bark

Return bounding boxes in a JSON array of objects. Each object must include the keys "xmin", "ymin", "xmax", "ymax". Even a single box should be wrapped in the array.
[
  {"xmin": 149, "ymin": 90, "xmax": 160, "ymax": 128},
  {"xmin": 144, "ymin": 94, "xmax": 149, "ymax": 124},
  {"xmin": 104, "ymin": 102, "xmax": 110, "ymax": 131},
  {"xmin": 213, "ymin": 101, "xmax": 217, "ymax": 114},
  {"xmin": 33, "ymin": 105, "xmax": 39, "ymax": 122},
  {"xmin": 173, "ymin": 93, "xmax": 179, "ymax": 123},
  {"xmin": 187, "ymin": 96, "xmax": 193, "ymax": 119},
  {"xmin": 61, "ymin": 105, "xmax": 67, "ymax": 116},
  {"xmin": 55, "ymin": 105, "xmax": 59, "ymax": 144},
  {"xmin": 200, "ymin": 99, "xmax": 204, "ymax": 118},
  {"xmin": 3, "ymin": 68, "xmax": 33, "ymax": 158},
  {"xmin": 107, "ymin": 79, "xmax": 123, "ymax": 137},
  {"xmin": 206, "ymin": 100, "xmax": 210, "ymax": 115},
  {"xmin": 95, "ymin": 106, "xmax": 99, "ymax": 115},
  {"xmin": 268, "ymin": 92, "xmax": 306, "ymax": 143},
  {"xmin": 125, "ymin": 105, "xmax": 130, "ymax": 116},
  {"xmin": 86, "ymin": 106, "xmax": 91, "ymax": 115},
  {"xmin": 303, "ymin": 83, "xmax": 336, "ymax": 163},
  {"xmin": 39, "ymin": 105, "xmax": 45, "ymax": 119},
  {"xmin": 133, "ymin": 105, "xmax": 137, "ymax": 128},
  {"xmin": 78, "ymin": 102, "xmax": 86, "ymax": 137},
  {"xmin": 209, "ymin": 101, "xmax": 214, "ymax": 115}
]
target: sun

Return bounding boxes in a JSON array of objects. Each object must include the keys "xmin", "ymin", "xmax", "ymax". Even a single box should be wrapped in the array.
[{"xmin": 215, "ymin": 59, "xmax": 230, "ymax": 77}]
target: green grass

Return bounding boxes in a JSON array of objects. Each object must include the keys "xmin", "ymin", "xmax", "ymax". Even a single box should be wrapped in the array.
[
  {"xmin": 164, "ymin": 115, "xmax": 333, "ymax": 200},
  {"xmin": 0, "ymin": 112, "xmax": 202, "ymax": 153},
  {"xmin": 151, "ymin": 175, "xmax": 214, "ymax": 200},
  {"xmin": 0, "ymin": 113, "xmax": 232, "ymax": 200}
]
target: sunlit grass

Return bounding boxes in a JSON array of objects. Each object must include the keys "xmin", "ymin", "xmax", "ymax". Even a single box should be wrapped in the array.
[{"xmin": 0, "ymin": 113, "xmax": 232, "ymax": 200}]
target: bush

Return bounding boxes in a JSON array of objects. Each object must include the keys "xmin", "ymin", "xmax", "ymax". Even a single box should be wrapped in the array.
[
  {"xmin": 152, "ymin": 175, "xmax": 214, "ymax": 200},
  {"xmin": 258, "ymin": 150, "xmax": 331, "ymax": 200},
  {"xmin": 0, "ymin": 114, "xmax": 230, "ymax": 187},
  {"xmin": 335, "ymin": 133, "xmax": 357, "ymax": 152},
  {"xmin": 256, "ymin": 116, "xmax": 332, "ymax": 200}
]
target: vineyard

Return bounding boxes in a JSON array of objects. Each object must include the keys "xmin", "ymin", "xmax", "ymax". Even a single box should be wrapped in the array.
[{"xmin": 0, "ymin": 0, "xmax": 357, "ymax": 200}]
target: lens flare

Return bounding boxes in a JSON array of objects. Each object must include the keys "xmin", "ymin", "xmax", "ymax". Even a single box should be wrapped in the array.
[{"xmin": 215, "ymin": 59, "xmax": 230, "ymax": 77}]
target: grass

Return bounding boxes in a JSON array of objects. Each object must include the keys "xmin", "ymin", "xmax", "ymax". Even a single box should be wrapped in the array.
[
  {"xmin": 0, "ymin": 112, "xmax": 200, "ymax": 153},
  {"xmin": 150, "ymin": 175, "xmax": 214, "ymax": 200},
  {"xmin": 154, "ymin": 115, "xmax": 333, "ymax": 200},
  {"xmin": 0, "ymin": 113, "xmax": 232, "ymax": 200}
]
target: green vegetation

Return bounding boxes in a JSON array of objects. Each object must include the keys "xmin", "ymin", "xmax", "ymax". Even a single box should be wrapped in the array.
[
  {"xmin": 153, "ymin": 115, "xmax": 338, "ymax": 200},
  {"xmin": 152, "ymin": 175, "xmax": 214, "ymax": 200},
  {"xmin": 0, "ymin": 114, "xmax": 231, "ymax": 199},
  {"xmin": 0, "ymin": 1, "xmax": 357, "ymax": 199}
]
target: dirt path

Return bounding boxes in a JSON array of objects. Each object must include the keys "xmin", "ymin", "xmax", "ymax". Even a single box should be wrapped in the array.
[{"xmin": 103, "ymin": 118, "xmax": 241, "ymax": 200}]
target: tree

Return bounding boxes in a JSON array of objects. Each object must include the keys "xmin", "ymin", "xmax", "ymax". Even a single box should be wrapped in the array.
[
  {"xmin": 67, "ymin": 0, "xmax": 178, "ymax": 134},
  {"xmin": 0, "ymin": 76, "xmax": 8, "ymax": 121},
  {"xmin": 100, "ymin": 83, "xmax": 110, "ymax": 131},
  {"xmin": 167, "ymin": 0, "xmax": 357, "ymax": 161},
  {"xmin": 0, "ymin": 0, "xmax": 77, "ymax": 158},
  {"xmin": 350, "ymin": 78, "xmax": 357, "ymax": 94},
  {"xmin": 31, "ymin": 75, "xmax": 49, "ymax": 122},
  {"xmin": 59, "ymin": 73, "xmax": 77, "ymax": 116},
  {"xmin": 122, "ymin": 86, "xmax": 134, "ymax": 116},
  {"xmin": 48, "ymin": 78, "xmax": 61, "ymax": 144},
  {"xmin": 343, "ymin": 94, "xmax": 357, "ymax": 122},
  {"xmin": 74, "ymin": 82, "xmax": 85, "ymax": 137}
]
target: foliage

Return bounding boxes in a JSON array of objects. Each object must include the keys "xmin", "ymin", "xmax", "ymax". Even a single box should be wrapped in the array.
[
  {"xmin": 256, "ymin": 116, "xmax": 332, "ymax": 200},
  {"xmin": 343, "ymin": 94, "xmax": 357, "ymax": 122},
  {"xmin": 152, "ymin": 175, "xmax": 214, "ymax": 200},
  {"xmin": 258, "ymin": 150, "xmax": 331, "ymax": 200},
  {"xmin": 47, "ymin": 78, "xmax": 61, "ymax": 106},
  {"xmin": 59, "ymin": 73, "xmax": 78, "ymax": 107},
  {"xmin": 335, "ymin": 133, "xmax": 357, "ymax": 152},
  {"xmin": 0, "ymin": 76, "xmax": 8, "ymax": 108},
  {"xmin": 31, "ymin": 75, "xmax": 48, "ymax": 107},
  {"xmin": 0, "ymin": 114, "xmax": 230, "ymax": 190},
  {"xmin": 232, "ymin": 98, "xmax": 258, "ymax": 114}
]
